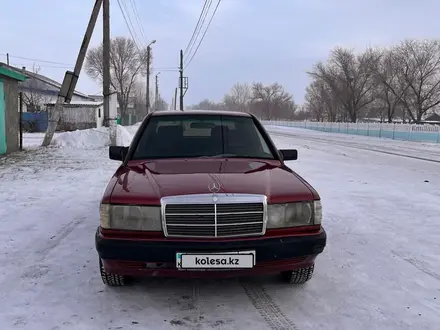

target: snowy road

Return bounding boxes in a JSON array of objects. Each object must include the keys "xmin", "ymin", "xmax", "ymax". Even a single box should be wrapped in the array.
[{"xmin": 0, "ymin": 125, "xmax": 439, "ymax": 330}]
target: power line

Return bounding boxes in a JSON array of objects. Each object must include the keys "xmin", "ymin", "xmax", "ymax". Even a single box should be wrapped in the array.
[
  {"xmin": 116, "ymin": 0, "xmax": 142, "ymax": 51},
  {"xmin": 185, "ymin": 0, "xmax": 221, "ymax": 69},
  {"xmin": 185, "ymin": 0, "xmax": 213, "ymax": 62},
  {"xmin": 152, "ymin": 67, "xmax": 179, "ymax": 70},
  {"xmin": 151, "ymin": 69, "xmax": 179, "ymax": 73},
  {"xmin": 11, "ymin": 63, "xmax": 73, "ymax": 69},
  {"xmin": 120, "ymin": 0, "xmax": 142, "ymax": 45},
  {"xmin": 0, "ymin": 53, "xmax": 72, "ymax": 66},
  {"xmin": 2, "ymin": 52, "xmax": 177, "ymax": 71},
  {"xmin": 183, "ymin": 0, "xmax": 210, "ymax": 56},
  {"xmin": 128, "ymin": 0, "xmax": 148, "ymax": 45}
]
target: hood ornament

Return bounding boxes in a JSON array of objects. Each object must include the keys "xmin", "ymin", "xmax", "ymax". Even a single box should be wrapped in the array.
[{"xmin": 208, "ymin": 181, "xmax": 221, "ymax": 194}]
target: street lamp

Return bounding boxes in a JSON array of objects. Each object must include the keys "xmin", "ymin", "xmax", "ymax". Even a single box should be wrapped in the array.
[{"xmin": 146, "ymin": 40, "xmax": 156, "ymax": 114}]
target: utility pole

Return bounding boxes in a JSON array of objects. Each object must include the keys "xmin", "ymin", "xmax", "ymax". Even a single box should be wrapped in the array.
[
  {"xmin": 179, "ymin": 49, "xmax": 184, "ymax": 110},
  {"xmin": 6, "ymin": 53, "xmax": 9, "ymax": 65},
  {"xmin": 174, "ymin": 88, "xmax": 178, "ymax": 110},
  {"xmin": 42, "ymin": 0, "xmax": 103, "ymax": 146},
  {"xmin": 145, "ymin": 40, "xmax": 156, "ymax": 114},
  {"xmin": 155, "ymin": 72, "xmax": 160, "ymax": 111},
  {"xmin": 103, "ymin": 0, "xmax": 110, "ymax": 127},
  {"xmin": 146, "ymin": 46, "xmax": 151, "ymax": 113}
]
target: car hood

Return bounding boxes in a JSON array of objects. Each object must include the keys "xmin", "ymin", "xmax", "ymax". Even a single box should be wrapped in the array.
[{"xmin": 110, "ymin": 159, "xmax": 316, "ymax": 205}]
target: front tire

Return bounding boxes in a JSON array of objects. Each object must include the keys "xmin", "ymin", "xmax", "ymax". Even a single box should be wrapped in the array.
[
  {"xmin": 280, "ymin": 264, "xmax": 314, "ymax": 284},
  {"xmin": 99, "ymin": 259, "xmax": 126, "ymax": 286}
]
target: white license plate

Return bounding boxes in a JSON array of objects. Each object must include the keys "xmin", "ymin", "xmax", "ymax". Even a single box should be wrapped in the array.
[{"xmin": 176, "ymin": 250, "xmax": 256, "ymax": 269}]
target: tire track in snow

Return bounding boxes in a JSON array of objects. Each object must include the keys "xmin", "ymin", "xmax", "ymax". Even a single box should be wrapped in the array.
[
  {"xmin": 166, "ymin": 282, "xmax": 203, "ymax": 328},
  {"xmin": 0, "ymin": 216, "xmax": 85, "ymax": 290},
  {"xmin": 34, "ymin": 216, "xmax": 86, "ymax": 259},
  {"xmin": 0, "ymin": 216, "xmax": 85, "ymax": 328},
  {"xmin": 241, "ymin": 281, "xmax": 299, "ymax": 330},
  {"xmin": 392, "ymin": 250, "xmax": 440, "ymax": 282},
  {"xmin": 192, "ymin": 283, "xmax": 203, "ymax": 328},
  {"xmin": 269, "ymin": 131, "xmax": 440, "ymax": 164},
  {"xmin": 143, "ymin": 278, "xmax": 237, "ymax": 329}
]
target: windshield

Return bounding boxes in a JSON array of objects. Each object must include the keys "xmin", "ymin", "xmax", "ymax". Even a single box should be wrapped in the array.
[{"xmin": 132, "ymin": 114, "xmax": 275, "ymax": 160}]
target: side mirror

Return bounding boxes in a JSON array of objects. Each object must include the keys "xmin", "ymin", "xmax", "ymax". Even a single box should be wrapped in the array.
[
  {"xmin": 109, "ymin": 146, "xmax": 128, "ymax": 161},
  {"xmin": 279, "ymin": 149, "xmax": 298, "ymax": 161}
]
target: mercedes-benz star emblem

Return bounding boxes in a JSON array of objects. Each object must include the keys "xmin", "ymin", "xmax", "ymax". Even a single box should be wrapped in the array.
[{"xmin": 208, "ymin": 181, "xmax": 221, "ymax": 194}]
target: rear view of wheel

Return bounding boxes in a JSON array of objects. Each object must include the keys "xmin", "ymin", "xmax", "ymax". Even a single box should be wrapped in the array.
[
  {"xmin": 99, "ymin": 259, "xmax": 126, "ymax": 286},
  {"xmin": 280, "ymin": 264, "xmax": 314, "ymax": 284}
]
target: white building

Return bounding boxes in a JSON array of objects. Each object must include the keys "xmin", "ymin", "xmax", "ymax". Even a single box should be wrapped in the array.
[{"xmin": 0, "ymin": 62, "xmax": 94, "ymax": 112}]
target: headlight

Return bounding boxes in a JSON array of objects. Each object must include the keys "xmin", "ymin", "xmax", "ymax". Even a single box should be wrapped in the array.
[
  {"xmin": 267, "ymin": 201, "xmax": 322, "ymax": 228},
  {"xmin": 100, "ymin": 204, "xmax": 162, "ymax": 231}
]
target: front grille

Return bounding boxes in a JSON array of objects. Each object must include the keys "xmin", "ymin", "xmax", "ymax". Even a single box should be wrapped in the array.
[{"xmin": 161, "ymin": 194, "xmax": 266, "ymax": 238}]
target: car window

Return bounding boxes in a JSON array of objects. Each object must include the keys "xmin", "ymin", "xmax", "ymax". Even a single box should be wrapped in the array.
[{"xmin": 131, "ymin": 114, "xmax": 275, "ymax": 160}]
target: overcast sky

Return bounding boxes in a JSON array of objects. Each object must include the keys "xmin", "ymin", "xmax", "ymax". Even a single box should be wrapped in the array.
[{"xmin": 1, "ymin": 0, "xmax": 440, "ymax": 106}]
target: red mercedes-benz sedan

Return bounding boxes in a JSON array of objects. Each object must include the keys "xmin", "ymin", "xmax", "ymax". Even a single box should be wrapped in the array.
[{"xmin": 96, "ymin": 110, "xmax": 326, "ymax": 286}]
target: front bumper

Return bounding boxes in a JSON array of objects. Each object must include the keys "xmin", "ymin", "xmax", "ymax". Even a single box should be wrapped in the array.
[{"xmin": 95, "ymin": 227, "xmax": 326, "ymax": 278}]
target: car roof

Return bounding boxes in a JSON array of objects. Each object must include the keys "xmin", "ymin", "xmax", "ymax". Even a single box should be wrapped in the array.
[{"xmin": 150, "ymin": 110, "xmax": 253, "ymax": 117}]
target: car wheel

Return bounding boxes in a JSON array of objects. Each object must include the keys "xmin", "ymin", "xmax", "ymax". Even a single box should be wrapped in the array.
[
  {"xmin": 99, "ymin": 258, "xmax": 127, "ymax": 286},
  {"xmin": 280, "ymin": 264, "xmax": 314, "ymax": 284}
]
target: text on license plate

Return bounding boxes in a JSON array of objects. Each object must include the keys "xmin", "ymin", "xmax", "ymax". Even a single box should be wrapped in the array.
[{"xmin": 176, "ymin": 251, "xmax": 255, "ymax": 269}]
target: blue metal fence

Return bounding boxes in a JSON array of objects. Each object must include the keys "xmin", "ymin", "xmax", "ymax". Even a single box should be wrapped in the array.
[
  {"xmin": 262, "ymin": 120, "xmax": 440, "ymax": 143},
  {"xmin": 22, "ymin": 112, "xmax": 48, "ymax": 132}
]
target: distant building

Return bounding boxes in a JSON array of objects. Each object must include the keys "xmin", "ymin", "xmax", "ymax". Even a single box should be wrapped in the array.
[
  {"xmin": 424, "ymin": 113, "xmax": 440, "ymax": 121},
  {"xmin": 88, "ymin": 94, "xmax": 104, "ymax": 103},
  {"xmin": 0, "ymin": 62, "xmax": 94, "ymax": 112},
  {"xmin": 421, "ymin": 113, "xmax": 440, "ymax": 125},
  {"xmin": 45, "ymin": 100, "xmax": 104, "ymax": 131},
  {"xmin": 89, "ymin": 93, "xmax": 140, "ymax": 125}
]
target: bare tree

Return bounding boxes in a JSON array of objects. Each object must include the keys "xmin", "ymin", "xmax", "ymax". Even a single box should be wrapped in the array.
[
  {"xmin": 370, "ymin": 47, "xmax": 408, "ymax": 122},
  {"xmin": 85, "ymin": 36, "xmax": 150, "ymax": 119},
  {"xmin": 189, "ymin": 81, "xmax": 296, "ymax": 119},
  {"xmin": 132, "ymin": 81, "xmax": 145, "ymax": 112},
  {"xmin": 250, "ymin": 82, "xmax": 296, "ymax": 120},
  {"xmin": 189, "ymin": 99, "xmax": 226, "ymax": 110},
  {"xmin": 294, "ymin": 106, "xmax": 314, "ymax": 121},
  {"xmin": 309, "ymin": 47, "xmax": 381, "ymax": 122},
  {"xmin": 380, "ymin": 40, "xmax": 440, "ymax": 123},
  {"xmin": 153, "ymin": 94, "xmax": 169, "ymax": 111},
  {"xmin": 305, "ymin": 79, "xmax": 340, "ymax": 121},
  {"xmin": 304, "ymin": 82, "xmax": 325, "ymax": 122},
  {"xmin": 223, "ymin": 82, "xmax": 251, "ymax": 111},
  {"xmin": 132, "ymin": 81, "xmax": 154, "ymax": 118},
  {"xmin": 21, "ymin": 65, "xmax": 51, "ymax": 112}
]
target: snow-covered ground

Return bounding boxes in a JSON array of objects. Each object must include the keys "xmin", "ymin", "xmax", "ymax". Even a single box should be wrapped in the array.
[
  {"xmin": 266, "ymin": 125, "xmax": 440, "ymax": 162},
  {"xmin": 0, "ymin": 124, "xmax": 439, "ymax": 330}
]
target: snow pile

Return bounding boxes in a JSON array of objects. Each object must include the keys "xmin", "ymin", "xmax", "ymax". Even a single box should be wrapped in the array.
[
  {"xmin": 23, "ymin": 133, "xmax": 46, "ymax": 149},
  {"xmin": 116, "ymin": 124, "xmax": 133, "ymax": 146},
  {"xmin": 51, "ymin": 125, "xmax": 133, "ymax": 149}
]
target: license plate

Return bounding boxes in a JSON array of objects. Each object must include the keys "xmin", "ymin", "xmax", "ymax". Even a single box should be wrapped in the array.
[{"xmin": 176, "ymin": 250, "xmax": 256, "ymax": 269}]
